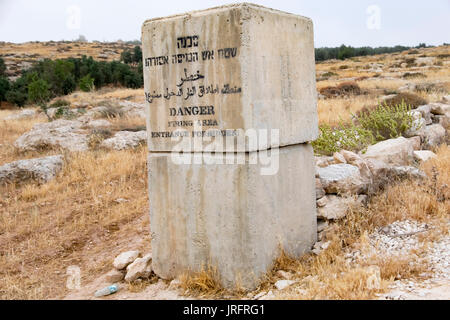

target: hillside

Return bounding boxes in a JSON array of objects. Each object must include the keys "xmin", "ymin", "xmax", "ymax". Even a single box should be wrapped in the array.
[
  {"xmin": 0, "ymin": 42, "xmax": 449, "ymax": 300},
  {"xmin": 0, "ymin": 41, "xmax": 136, "ymax": 81}
]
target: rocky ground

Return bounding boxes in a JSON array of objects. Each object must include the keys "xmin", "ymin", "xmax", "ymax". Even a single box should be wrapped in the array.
[{"xmin": 0, "ymin": 44, "xmax": 449, "ymax": 300}]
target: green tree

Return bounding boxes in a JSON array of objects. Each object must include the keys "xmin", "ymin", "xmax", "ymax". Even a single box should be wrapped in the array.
[
  {"xmin": 337, "ymin": 45, "xmax": 355, "ymax": 60},
  {"xmin": 6, "ymin": 77, "xmax": 28, "ymax": 107},
  {"xmin": 79, "ymin": 74, "xmax": 95, "ymax": 92},
  {"xmin": 0, "ymin": 76, "xmax": 10, "ymax": 106},
  {"xmin": 133, "ymin": 46, "xmax": 142, "ymax": 63},
  {"xmin": 28, "ymin": 77, "xmax": 50, "ymax": 104},
  {"xmin": 120, "ymin": 50, "xmax": 133, "ymax": 64},
  {"xmin": 0, "ymin": 58, "xmax": 6, "ymax": 77}
]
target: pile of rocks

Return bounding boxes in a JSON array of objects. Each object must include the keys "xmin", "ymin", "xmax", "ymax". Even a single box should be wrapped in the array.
[
  {"xmin": 103, "ymin": 250, "xmax": 153, "ymax": 284},
  {"xmin": 314, "ymin": 100, "xmax": 449, "ymax": 251}
]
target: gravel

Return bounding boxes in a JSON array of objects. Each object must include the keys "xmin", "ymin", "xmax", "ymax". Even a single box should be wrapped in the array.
[{"xmin": 343, "ymin": 219, "xmax": 450, "ymax": 300}]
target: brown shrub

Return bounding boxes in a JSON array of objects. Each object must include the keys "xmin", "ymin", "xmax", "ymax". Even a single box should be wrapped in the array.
[
  {"xmin": 319, "ymin": 86, "xmax": 342, "ymax": 98},
  {"xmin": 319, "ymin": 82, "xmax": 362, "ymax": 98},
  {"xmin": 383, "ymin": 92, "xmax": 428, "ymax": 109},
  {"xmin": 403, "ymin": 72, "xmax": 427, "ymax": 79},
  {"xmin": 337, "ymin": 82, "xmax": 361, "ymax": 95}
]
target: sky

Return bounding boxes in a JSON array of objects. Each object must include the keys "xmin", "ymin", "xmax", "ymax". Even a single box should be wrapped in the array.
[{"xmin": 0, "ymin": 0, "xmax": 449, "ymax": 47}]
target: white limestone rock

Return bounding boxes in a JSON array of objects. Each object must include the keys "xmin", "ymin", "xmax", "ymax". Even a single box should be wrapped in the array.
[
  {"xmin": 14, "ymin": 120, "xmax": 89, "ymax": 152},
  {"xmin": 113, "ymin": 251, "xmax": 140, "ymax": 270},
  {"xmin": 104, "ymin": 269, "xmax": 125, "ymax": 283},
  {"xmin": 0, "ymin": 155, "xmax": 64, "ymax": 185},
  {"xmin": 420, "ymin": 124, "xmax": 446, "ymax": 150},
  {"xmin": 315, "ymin": 178, "xmax": 326, "ymax": 200},
  {"xmin": 125, "ymin": 254, "xmax": 153, "ymax": 282},
  {"xmin": 415, "ymin": 105, "xmax": 432, "ymax": 125},
  {"xmin": 413, "ymin": 150, "xmax": 437, "ymax": 162},
  {"xmin": 389, "ymin": 166, "xmax": 427, "ymax": 180},
  {"xmin": 317, "ymin": 164, "xmax": 369, "ymax": 195},
  {"xmin": 118, "ymin": 101, "xmax": 146, "ymax": 118},
  {"xmin": 317, "ymin": 195, "xmax": 367, "ymax": 220},
  {"xmin": 274, "ymin": 280, "xmax": 296, "ymax": 290},
  {"xmin": 86, "ymin": 119, "xmax": 111, "ymax": 129},
  {"xmin": 100, "ymin": 131, "xmax": 147, "ymax": 150},
  {"xmin": 429, "ymin": 103, "xmax": 450, "ymax": 116},
  {"xmin": 362, "ymin": 137, "xmax": 415, "ymax": 166},
  {"xmin": 3, "ymin": 109, "xmax": 37, "ymax": 120}
]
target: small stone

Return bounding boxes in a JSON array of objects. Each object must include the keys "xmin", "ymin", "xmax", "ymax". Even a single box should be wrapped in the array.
[
  {"xmin": 415, "ymin": 105, "xmax": 432, "ymax": 125},
  {"xmin": 408, "ymin": 136, "xmax": 422, "ymax": 151},
  {"xmin": 333, "ymin": 152, "xmax": 347, "ymax": 164},
  {"xmin": 105, "ymin": 269, "xmax": 125, "ymax": 283},
  {"xmin": 114, "ymin": 198, "xmax": 129, "ymax": 204},
  {"xmin": 259, "ymin": 290, "xmax": 275, "ymax": 300},
  {"xmin": 276, "ymin": 270, "xmax": 292, "ymax": 280},
  {"xmin": 113, "ymin": 251, "xmax": 140, "ymax": 270},
  {"xmin": 168, "ymin": 279, "xmax": 181, "ymax": 290},
  {"xmin": 125, "ymin": 254, "xmax": 152, "ymax": 282},
  {"xmin": 317, "ymin": 195, "xmax": 366, "ymax": 220},
  {"xmin": 312, "ymin": 241, "xmax": 331, "ymax": 255},
  {"xmin": 318, "ymin": 164, "xmax": 369, "ymax": 195},
  {"xmin": 253, "ymin": 291, "xmax": 267, "ymax": 300},
  {"xmin": 315, "ymin": 156, "xmax": 334, "ymax": 168},
  {"xmin": 420, "ymin": 124, "xmax": 446, "ymax": 150},
  {"xmin": 317, "ymin": 220, "xmax": 329, "ymax": 233},
  {"xmin": 316, "ymin": 197, "xmax": 327, "ymax": 208},
  {"xmin": 315, "ymin": 178, "xmax": 326, "ymax": 200},
  {"xmin": 274, "ymin": 280, "xmax": 295, "ymax": 290},
  {"xmin": 339, "ymin": 150, "xmax": 362, "ymax": 164},
  {"xmin": 429, "ymin": 103, "xmax": 450, "ymax": 115},
  {"xmin": 413, "ymin": 150, "xmax": 437, "ymax": 162},
  {"xmin": 321, "ymin": 241, "xmax": 331, "ymax": 250}
]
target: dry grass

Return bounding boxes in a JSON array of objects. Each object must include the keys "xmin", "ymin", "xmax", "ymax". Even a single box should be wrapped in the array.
[
  {"xmin": 179, "ymin": 265, "xmax": 225, "ymax": 298},
  {"xmin": 0, "ymin": 147, "xmax": 149, "ymax": 299},
  {"xmin": 60, "ymin": 88, "xmax": 145, "ymax": 106},
  {"xmin": 0, "ymin": 112, "xmax": 48, "ymax": 165},
  {"xmin": 0, "ymin": 44, "xmax": 449, "ymax": 300},
  {"xmin": 318, "ymin": 95, "xmax": 378, "ymax": 125}
]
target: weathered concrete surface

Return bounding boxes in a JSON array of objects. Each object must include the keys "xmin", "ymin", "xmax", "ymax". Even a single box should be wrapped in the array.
[
  {"xmin": 148, "ymin": 144, "xmax": 317, "ymax": 289},
  {"xmin": 142, "ymin": 3, "xmax": 318, "ymax": 152}
]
